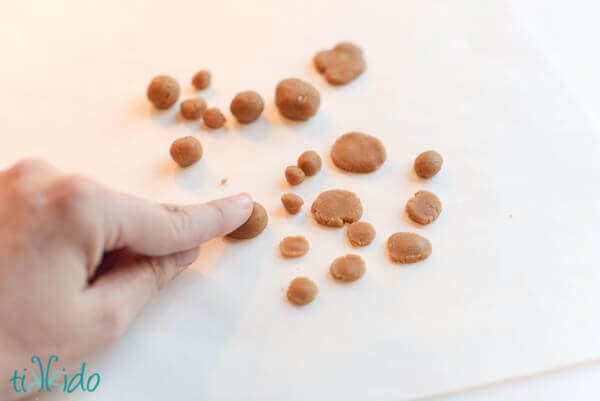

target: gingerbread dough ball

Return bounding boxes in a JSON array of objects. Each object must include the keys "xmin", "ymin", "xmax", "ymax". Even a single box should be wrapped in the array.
[
  {"xmin": 330, "ymin": 254, "xmax": 366, "ymax": 282},
  {"xmin": 147, "ymin": 75, "xmax": 180, "ymax": 109},
  {"xmin": 180, "ymin": 98, "xmax": 207, "ymax": 120},
  {"xmin": 192, "ymin": 70, "xmax": 211, "ymax": 90},
  {"xmin": 275, "ymin": 78, "xmax": 320, "ymax": 121},
  {"xmin": 287, "ymin": 277, "xmax": 318, "ymax": 306},
  {"xmin": 311, "ymin": 189, "xmax": 363, "ymax": 227},
  {"xmin": 281, "ymin": 193, "xmax": 304, "ymax": 214},
  {"xmin": 204, "ymin": 108, "xmax": 226, "ymax": 128},
  {"xmin": 314, "ymin": 42, "xmax": 366, "ymax": 85},
  {"xmin": 387, "ymin": 232, "xmax": 432, "ymax": 264},
  {"xmin": 230, "ymin": 90, "xmax": 264, "ymax": 123},
  {"xmin": 279, "ymin": 236, "xmax": 309, "ymax": 258},
  {"xmin": 226, "ymin": 202, "xmax": 268, "ymax": 239},
  {"xmin": 285, "ymin": 165, "xmax": 305, "ymax": 186},
  {"xmin": 331, "ymin": 132, "xmax": 386, "ymax": 173},
  {"xmin": 414, "ymin": 150, "xmax": 443, "ymax": 178},
  {"xmin": 297, "ymin": 150, "xmax": 322, "ymax": 176},
  {"xmin": 346, "ymin": 222, "xmax": 375, "ymax": 247},
  {"xmin": 170, "ymin": 136, "xmax": 203, "ymax": 167},
  {"xmin": 406, "ymin": 190, "xmax": 442, "ymax": 225}
]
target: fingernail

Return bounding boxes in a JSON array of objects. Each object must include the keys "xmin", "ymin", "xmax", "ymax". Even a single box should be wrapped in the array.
[
  {"xmin": 224, "ymin": 193, "xmax": 253, "ymax": 209},
  {"xmin": 177, "ymin": 247, "xmax": 200, "ymax": 267}
]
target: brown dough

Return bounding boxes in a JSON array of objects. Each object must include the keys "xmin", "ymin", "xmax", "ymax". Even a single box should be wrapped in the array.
[
  {"xmin": 180, "ymin": 98, "xmax": 207, "ymax": 120},
  {"xmin": 170, "ymin": 136, "xmax": 202, "ymax": 167},
  {"xmin": 311, "ymin": 189, "xmax": 362, "ymax": 227},
  {"xmin": 297, "ymin": 150, "xmax": 322, "ymax": 176},
  {"xmin": 226, "ymin": 202, "xmax": 268, "ymax": 239},
  {"xmin": 230, "ymin": 90, "xmax": 264, "ymax": 123},
  {"xmin": 204, "ymin": 108, "xmax": 226, "ymax": 128},
  {"xmin": 192, "ymin": 70, "xmax": 211, "ymax": 90},
  {"xmin": 147, "ymin": 75, "xmax": 180, "ymax": 109},
  {"xmin": 330, "ymin": 254, "xmax": 366, "ymax": 282},
  {"xmin": 406, "ymin": 190, "xmax": 442, "ymax": 225},
  {"xmin": 387, "ymin": 232, "xmax": 432, "ymax": 264},
  {"xmin": 279, "ymin": 236, "xmax": 309, "ymax": 258},
  {"xmin": 314, "ymin": 42, "xmax": 366, "ymax": 85},
  {"xmin": 275, "ymin": 78, "xmax": 320, "ymax": 120},
  {"xmin": 285, "ymin": 166, "xmax": 305, "ymax": 186},
  {"xmin": 346, "ymin": 222, "xmax": 375, "ymax": 247},
  {"xmin": 331, "ymin": 132, "xmax": 386, "ymax": 173},
  {"xmin": 281, "ymin": 193, "xmax": 304, "ymax": 214},
  {"xmin": 287, "ymin": 277, "xmax": 318, "ymax": 306},
  {"xmin": 414, "ymin": 150, "xmax": 443, "ymax": 178}
]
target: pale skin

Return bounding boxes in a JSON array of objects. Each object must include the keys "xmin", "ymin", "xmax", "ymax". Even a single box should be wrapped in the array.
[{"xmin": 0, "ymin": 159, "xmax": 253, "ymax": 400}]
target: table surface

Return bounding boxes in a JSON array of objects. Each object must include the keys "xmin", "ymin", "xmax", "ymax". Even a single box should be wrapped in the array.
[{"xmin": 1, "ymin": 1, "xmax": 600, "ymax": 400}]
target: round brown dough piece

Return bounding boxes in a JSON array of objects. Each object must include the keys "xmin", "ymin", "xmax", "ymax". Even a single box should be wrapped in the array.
[
  {"xmin": 387, "ymin": 232, "xmax": 432, "ymax": 264},
  {"xmin": 226, "ymin": 202, "xmax": 268, "ymax": 239},
  {"xmin": 314, "ymin": 42, "xmax": 366, "ymax": 85},
  {"xmin": 279, "ymin": 236, "xmax": 309, "ymax": 258},
  {"xmin": 180, "ymin": 98, "xmax": 207, "ymax": 120},
  {"xmin": 281, "ymin": 193, "xmax": 304, "ymax": 214},
  {"xmin": 192, "ymin": 70, "xmax": 211, "ymax": 90},
  {"xmin": 287, "ymin": 277, "xmax": 318, "ymax": 306},
  {"xmin": 331, "ymin": 132, "xmax": 386, "ymax": 173},
  {"xmin": 147, "ymin": 75, "xmax": 180, "ymax": 109},
  {"xmin": 297, "ymin": 150, "xmax": 322, "ymax": 176},
  {"xmin": 346, "ymin": 221, "xmax": 375, "ymax": 247},
  {"xmin": 285, "ymin": 166, "xmax": 305, "ymax": 186},
  {"xmin": 230, "ymin": 90, "xmax": 264, "ymax": 123},
  {"xmin": 275, "ymin": 78, "xmax": 320, "ymax": 121},
  {"xmin": 204, "ymin": 108, "xmax": 226, "ymax": 129},
  {"xmin": 311, "ymin": 189, "xmax": 363, "ymax": 227},
  {"xmin": 414, "ymin": 150, "xmax": 443, "ymax": 178},
  {"xmin": 170, "ymin": 136, "xmax": 202, "ymax": 167},
  {"xmin": 330, "ymin": 254, "xmax": 366, "ymax": 282},
  {"xmin": 406, "ymin": 190, "xmax": 442, "ymax": 225}
]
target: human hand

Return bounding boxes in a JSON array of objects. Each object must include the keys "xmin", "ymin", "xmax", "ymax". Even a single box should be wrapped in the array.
[{"xmin": 0, "ymin": 159, "xmax": 253, "ymax": 400}]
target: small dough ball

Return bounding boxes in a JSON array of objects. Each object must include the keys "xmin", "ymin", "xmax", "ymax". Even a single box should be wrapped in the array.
[
  {"xmin": 226, "ymin": 202, "xmax": 268, "ymax": 239},
  {"xmin": 192, "ymin": 70, "xmax": 211, "ymax": 90},
  {"xmin": 279, "ymin": 236, "xmax": 309, "ymax": 258},
  {"xmin": 287, "ymin": 277, "xmax": 318, "ymax": 306},
  {"xmin": 170, "ymin": 136, "xmax": 202, "ymax": 167},
  {"xmin": 281, "ymin": 193, "xmax": 304, "ymax": 214},
  {"xmin": 204, "ymin": 108, "xmax": 226, "ymax": 129},
  {"xmin": 346, "ymin": 221, "xmax": 375, "ymax": 247},
  {"xmin": 297, "ymin": 150, "xmax": 322, "ymax": 176},
  {"xmin": 406, "ymin": 190, "xmax": 442, "ymax": 225},
  {"xmin": 147, "ymin": 75, "xmax": 180, "ymax": 109},
  {"xmin": 230, "ymin": 90, "xmax": 264, "ymax": 123},
  {"xmin": 311, "ymin": 189, "xmax": 363, "ymax": 227},
  {"xmin": 331, "ymin": 132, "xmax": 386, "ymax": 173},
  {"xmin": 285, "ymin": 165, "xmax": 305, "ymax": 186},
  {"xmin": 414, "ymin": 150, "xmax": 443, "ymax": 178},
  {"xmin": 180, "ymin": 98, "xmax": 207, "ymax": 120},
  {"xmin": 330, "ymin": 254, "xmax": 366, "ymax": 282},
  {"xmin": 275, "ymin": 78, "xmax": 320, "ymax": 121},
  {"xmin": 313, "ymin": 42, "xmax": 366, "ymax": 85},
  {"xmin": 387, "ymin": 232, "xmax": 432, "ymax": 264}
]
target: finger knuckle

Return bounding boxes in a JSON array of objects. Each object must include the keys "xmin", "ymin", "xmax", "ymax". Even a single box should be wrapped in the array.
[
  {"xmin": 9, "ymin": 158, "xmax": 51, "ymax": 179},
  {"xmin": 144, "ymin": 255, "xmax": 170, "ymax": 291},
  {"xmin": 163, "ymin": 203, "xmax": 193, "ymax": 243}
]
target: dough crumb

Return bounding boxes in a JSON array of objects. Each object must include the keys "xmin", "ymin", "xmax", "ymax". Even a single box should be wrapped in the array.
[
  {"xmin": 180, "ymin": 97, "xmax": 207, "ymax": 120},
  {"xmin": 285, "ymin": 165, "xmax": 305, "ymax": 186},
  {"xmin": 204, "ymin": 108, "xmax": 226, "ymax": 129},
  {"xmin": 281, "ymin": 193, "xmax": 304, "ymax": 214},
  {"xmin": 414, "ymin": 150, "xmax": 443, "ymax": 179},
  {"xmin": 346, "ymin": 221, "xmax": 375, "ymax": 247},
  {"xmin": 170, "ymin": 136, "xmax": 202, "ymax": 167},
  {"xmin": 230, "ymin": 90, "xmax": 264, "ymax": 123},
  {"xmin": 275, "ymin": 78, "xmax": 320, "ymax": 120},
  {"xmin": 192, "ymin": 70, "xmax": 211, "ymax": 90},
  {"xmin": 406, "ymin": 190, "xmax": 442, "ymax": 225},
  {"xmin": 314, "ymin": 42, "xmax": 366, "ymax": 85},
  {"xmin": 147, "ymin": 75, "xmax": 180, "ymax": 109},
  {"xmin": 387, "ymin": 232, "xmax": 432, "ymax": 264},
  {"xmin": 330, "ymin": 254, "xmax": 366, "ymax": 282},
  {"xmin": 279, "ymin": 236, "xmax": 309, "ymax": 258},
  {"xmin": 226, "ymin": 202, "xmax": 268, "ymax": 239},
  {"xmin": 297, "ymin": 150, "xmax": 322, "ymax": 176},
  {"xmin": 220, "ymin": 178, "xmax": 228, "ymax": 185},
  {"xmin": 331, "ymin": 132, "xmax": 386, "ymax": 173},
  {"xmin": 311, "ymin": 189, "xmax": 362, "ymax": 227},
  {"xmin": 287, "ymin": 277, "xmax": 318, "ymax": 306}
]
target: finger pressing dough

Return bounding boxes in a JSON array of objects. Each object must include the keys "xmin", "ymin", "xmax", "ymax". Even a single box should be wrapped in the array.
[
  {"xmin": 311, "ymin": 189, "xmax": 362, "ymax": 227},
  {"xmin": 414, "ymin": 150, "xmax": 443, "ymax": 178},
  {"xmin": 406, "ymin": 190, "xmax": 442, "ymax": 225},
  {"xmin": 170, "ymin": 136, "xmax": 202, "ymax": 167},
  {"xmin": 204, "ymin": 108, "xmax": 226, "ymax": 128},
  {"xmin": 230, "ymin": 90, "xmax": 264, "ymax": 123},
  {"xmin": 314, "ymin": 42, "xmax": 366, "ymax": 85},
  {"xmin": 331, "ymin": 132, "xmax": 386, "ymax": 173},
  {"xmin": 275, "ymin": 78, "xmax": 320, "ymax": 121},
  {"xmin": 279, "ymin": 236, "xmax": 309, "ymax": 258},
  {"xmin": 180, "ymin": 98, "xmax": 207, "ymax": 120},
  {"xmin": 285, "ymin": 165, "xmax": 305, "ymax": 186},
  {"xmin": 297, "ymin": 150, "xmax": 322, "ymax": 176},
  {"xmin": 226, "ymin": 202, "xmax": 268, "ymax": 239},
  {"xmin": 346, "ymin": 221, "xmax": 375, "ymax": 247},
  {"xmin": 330, "ymin": 254, "xmax": 366, "ymax": 282},
  {"xmin": 281, "ymin": 193, "xmax": 304, "ymax": 214},
  {"xmin": 387, "ymin": 232, "xmax": 432, "ymax": 264},
  {"xmin": 192, "ymin": 70, "xmax": 211, "ymax": 90},
  {"xmin": 147, "ymin": 75, "xmax": 180, "ymax": 109},
  {"xmin": 287, "ymin": 277, "xmax": 318, "ymax": 306}
]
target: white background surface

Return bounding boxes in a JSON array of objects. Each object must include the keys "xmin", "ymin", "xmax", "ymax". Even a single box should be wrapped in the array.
[{"xmin": 1, "ymin": 1, "xmax": 600, "ymax": 400}]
